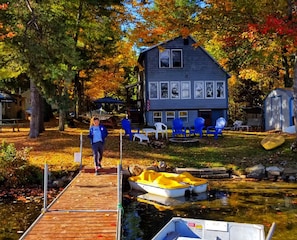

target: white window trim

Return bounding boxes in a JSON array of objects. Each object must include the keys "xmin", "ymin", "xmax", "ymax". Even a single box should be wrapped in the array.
[
  {"xmin": 205, "ymin": 81, "xmax": 214, "ymax": 99},
  {"xmin": 159, "ymin": 49, "xmax": 183, "ymax": 68},
  {"xmin": 170, "ymin": 81, "xmax": 180, "ymax": 99},
  {"xmin": 160, "ymin": 81, "xmax": 169, "ymax": 99},
  {"xmin": 181, "ymin": 81, "xmax": 191, "ymax": 99},
  {"xmin": 159, "ymin": 49, "xmax": 170, "ymax": 68},
  {"xmin": 171, "ymin": 49, "xmax": 183, "ymax": 68},
  {"xmin": 149, "ymin": 82, "xmax": 159, "ymax": 99},
  {"xmin": 153, "ymin": 111, "xmax": 162, "ymax": 122},
  {"xmin": 178, "ymin": 111, "xmax": 188, "ymax": 122},
  {"xmin": 194, "ymin": 81, "xmax": 204, "ymax": 99},
  {"xmin": 166, "ymin": 111, "xmax": 175, "ymax": 122},
  {"xmin": 215, "ymin": 81, "xmax": 225, "ymax": 99}
]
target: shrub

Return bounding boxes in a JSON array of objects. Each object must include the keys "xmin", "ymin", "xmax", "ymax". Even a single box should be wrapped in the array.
[{"xmin": 0, "ymin": 141, "xmax": 42, "ymax": 187}]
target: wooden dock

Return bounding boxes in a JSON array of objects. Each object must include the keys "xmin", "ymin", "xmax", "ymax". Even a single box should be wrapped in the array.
[{"xmin": 20, "ymin": 167, "xmax": 122, "ymax": 240}]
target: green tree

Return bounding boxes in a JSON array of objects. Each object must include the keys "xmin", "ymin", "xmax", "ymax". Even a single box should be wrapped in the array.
[
  {"xmin": 1, "ymin": 1, "xmax": 80, "ymax": 135},
  {"xmin": 1, "ymin": 0, "xmax": 125, "ymax": 135}
]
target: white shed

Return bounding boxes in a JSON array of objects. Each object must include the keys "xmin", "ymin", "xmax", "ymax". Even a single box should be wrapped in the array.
[{"xmin": 264, "ymin": 88, "xmax": 294, "ymax": 131}]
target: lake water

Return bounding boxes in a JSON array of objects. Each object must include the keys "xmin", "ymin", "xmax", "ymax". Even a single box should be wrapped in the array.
[
  {"xmin": 0, "ymin": 199, "xmax": 42, "ymax": 239},
  {"xmin": 123, "ymin": 179, "xmax": 297, "ymax": 240},
  {"xmin": 2, "ymin": 179, "xmax": 297, "ymax": 240}
]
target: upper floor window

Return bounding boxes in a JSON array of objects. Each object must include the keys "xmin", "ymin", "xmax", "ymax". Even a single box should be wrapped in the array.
[{"xmin": 159, "ymin": 49, "xmax": 183, "ymax": 68}]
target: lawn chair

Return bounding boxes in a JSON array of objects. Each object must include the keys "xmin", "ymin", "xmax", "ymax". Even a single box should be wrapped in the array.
[
  {"xmin": 121, "ymin": 118, "xmax": 139, "ymax": 141},
  {"xmin": 154, "ymin": 122, "xmax": 168, "ymax": 140},
  {"xmin": 189, "ymin": 117, "xmax": 205, "ymax": 138},
  {"xmin": 172, "ymin": 118, "xmax": 187, "ymax": 137},
  {"xmin": 206, "ymin": 117, "xmax": 226, "ymax": 139},
  {"xmin": 232, "ymin": 120, "xmax": 243, "ymax": 130},
  {"xmin": 233, "ymin": 120, "xmax": 250, "ymax": 131}
]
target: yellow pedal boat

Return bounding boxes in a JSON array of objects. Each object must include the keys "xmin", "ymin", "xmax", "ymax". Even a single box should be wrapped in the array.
[{"xmin": 128, "ymin": 170, "xmax": 208, "ymax": 198}]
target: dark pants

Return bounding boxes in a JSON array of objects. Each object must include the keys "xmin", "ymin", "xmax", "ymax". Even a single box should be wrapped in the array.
[{"xmin": 92, "ymin": 141, "xmax": 104, "ymax": 167}]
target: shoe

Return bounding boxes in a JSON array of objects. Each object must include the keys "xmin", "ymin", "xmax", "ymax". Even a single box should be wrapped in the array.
[
  {"xmin": 95, "ymin": 170, "xmax": 99, "ymax": 175},
  {"xmin": 98, "ymin": 163, "xmax": 102, "ymax": 169}
]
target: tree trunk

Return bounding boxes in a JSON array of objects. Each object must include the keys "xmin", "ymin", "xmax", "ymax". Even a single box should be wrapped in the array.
[
  {"xmin": 293, "ymin": 56, "xmax": 297, "ymax": 139},
  {"xmin": 29, "ymin": 80, "xmax": 40, "ymax": 138},
  {"xmin": 58, "ymin": 109, "xmax": 66, "ymax": 131},
  {"xmin": 39, "ymin": 94, "xmax": 45, "ymax": 133}
]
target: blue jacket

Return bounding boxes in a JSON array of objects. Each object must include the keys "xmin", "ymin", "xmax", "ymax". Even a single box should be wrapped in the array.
[{"xmin": 88, "ymin": 124, "xmax": 108, "ymax": 144}]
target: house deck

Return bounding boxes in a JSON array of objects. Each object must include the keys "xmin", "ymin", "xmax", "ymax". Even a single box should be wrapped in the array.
[{"xmin": 20, "ymin": 168, "xmax": 122, "ymax": 240}]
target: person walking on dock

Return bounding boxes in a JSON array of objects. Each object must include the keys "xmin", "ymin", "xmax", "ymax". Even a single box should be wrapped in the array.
[{"xmin": 88, "ymin": 117, "xmax": 108, "ymax": 175}]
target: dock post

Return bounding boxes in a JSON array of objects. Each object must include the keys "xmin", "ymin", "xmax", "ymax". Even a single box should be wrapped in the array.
[
  {"xmin": 116, "ymin": 130, "xmax": 123, "ymax": 240},
  {"xmin": 80, "ymin": 131, "xmax": 83, "ymax": 170},
  {"xmin": 43, "ymin": 163, "xmax": 48, "ymax": 212}
]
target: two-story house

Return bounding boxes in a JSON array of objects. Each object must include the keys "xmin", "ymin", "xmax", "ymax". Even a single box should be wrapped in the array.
[{"xmin": 134, "ymin": 36, "xmax": 230, "ymax": 128}]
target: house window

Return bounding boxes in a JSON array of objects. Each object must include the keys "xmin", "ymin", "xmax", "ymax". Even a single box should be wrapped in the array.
[
  {"xmin": 205, "ymin": 81, "xmax": 214, "ymax": 98},
  {"xmin": 159, "ymin": 49, "xmax": 183, "ymax": 68},
  {"xmin": 179, "ymin": 111, "xmax": 188, "ymax": 122},
  {"xmin": 160, "ymin": 82, "xmax": 169, "ymax": 99},
  {"xmin": 172, "ymin": 50, "xmax": 182, "ymax": 67},
  {"xmin": 170, "ymin": 81, "xmax": 180, "ymax": 99},
  {"xmin": 166, "ymin": 111, "xmax": 175, "ymax": 123},
  {"xmin": 194, "ymin": 81, "xmax": 204, "ymax": 99},
  {"xmin": 149, "ymin": 82, "xmax": 158, "ymax": 99},
  {"xmin": 153, "ymin": 111, "xmax": 162, "ymax": 122},
  {"xmin": 159, "ymin": 49, "xmax": 170, "ymax": 68},
  {"xmin": 216, "ymin": 81, "xmax": 225, "ymax": 98},
  {"xmin": 181, "ymin": 81, "xmax": 191, "ymax": 99}
]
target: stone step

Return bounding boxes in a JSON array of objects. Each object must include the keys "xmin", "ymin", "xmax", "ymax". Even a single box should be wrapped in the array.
[{"xmin": 175, "ymin": 167, "xmax": 230, "ymax": 179}]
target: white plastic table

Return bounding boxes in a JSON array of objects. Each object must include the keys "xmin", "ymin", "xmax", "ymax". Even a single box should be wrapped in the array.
[
  {"xmin": 142, "ymin": 128, "xmax": 157, "ymax": 139},
  {"xmin": 133, "ymin": 133, "xmax": 150, "ymax": 143}
]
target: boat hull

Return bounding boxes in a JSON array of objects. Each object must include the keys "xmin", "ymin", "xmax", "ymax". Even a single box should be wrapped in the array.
[
  {"xmin": 261, "ymin": 134, "xmax": 285, "ymax": 150},
  {"xmin": 152, "ymin": 217, "xmax": 272, "ymax": 240},
  {"xmin": 128, "ymin": 180, "xmax": 191, "ymax": 198}
]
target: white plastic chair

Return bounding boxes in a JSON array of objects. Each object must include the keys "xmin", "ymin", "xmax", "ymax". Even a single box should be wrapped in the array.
[
  {"xmin": 154, "ymin": 122, "xmax": 168, "ymax": 140},
  {"xmin": 233, "ymin": 120, "xmax": 243, "ymax": 130}
]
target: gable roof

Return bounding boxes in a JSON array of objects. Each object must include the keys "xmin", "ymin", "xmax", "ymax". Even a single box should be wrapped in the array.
[
  {"xmin": 138, "ymin": 36, "xmax": 231, "ymax": 78},
  {"xmin": 267, "ymin": 88, "xmax": 294, "ymax": 99}
]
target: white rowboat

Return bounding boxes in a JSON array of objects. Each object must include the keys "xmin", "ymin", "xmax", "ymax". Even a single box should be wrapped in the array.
[{"xmin": 152, "ymin": 217, "xmax": 276, "ymax": 240}]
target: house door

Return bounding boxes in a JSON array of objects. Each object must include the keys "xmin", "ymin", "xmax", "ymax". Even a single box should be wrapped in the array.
[
  {"xmin": 198, "ymin": 110, "xmax": 212, "ymax": 127},
  {"xmin": 271, "ymin": 96, "xmax": 282, "ymax": 130}
]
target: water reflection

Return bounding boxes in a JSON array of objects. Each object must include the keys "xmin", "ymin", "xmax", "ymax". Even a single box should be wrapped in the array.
[
  {"xmin": 0, "ymin": 200, "xmax": 42, "ymax": 239},
  {"xmin": 2, "ymin": 180, "xmax": 297, "ymax": 240},
  {"xmin": 123, "ymin": 181, "xmax": 297, "ymax": 240}
]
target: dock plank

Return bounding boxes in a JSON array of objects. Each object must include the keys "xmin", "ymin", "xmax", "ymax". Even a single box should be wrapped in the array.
[{"xmin": 21, "ymin": 170, "xmax": 121, "ymax": 240}]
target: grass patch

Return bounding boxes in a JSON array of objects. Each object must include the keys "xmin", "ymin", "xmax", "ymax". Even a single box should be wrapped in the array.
[
  {"xmin": 1, "ymin": 120, "xmax": 297, "ymax": 239},
  {"xmin": 0, "ymin": 120, "xmax": 296, "ymax": 173}
]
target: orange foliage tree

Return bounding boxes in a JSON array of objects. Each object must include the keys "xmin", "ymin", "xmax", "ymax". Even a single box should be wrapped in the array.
[
  {"xmin": 84, "ymin": 39, "xmax": 137, "ymax": 101},
  {"xmin": 126, "ymin": 0, "xmax": 297, "ymax": 143}
]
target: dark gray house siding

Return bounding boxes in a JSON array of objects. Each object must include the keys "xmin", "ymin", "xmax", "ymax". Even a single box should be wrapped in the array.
[{"xmin": 137, "ymin": 36, "xmax": 230, "ymax": 128}]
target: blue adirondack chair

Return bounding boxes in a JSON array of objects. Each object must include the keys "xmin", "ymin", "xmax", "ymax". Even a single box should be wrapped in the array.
[
  {"xmin": 206, "ymin": 117, "xmax": 227, "ymax": 139},
  {"xmin": 189, "ymin": 117, "xmax": 205, "ymax": 138},
  {"xmin": 121, "ymin": 118, "xmax": 139, "ymax": 140},
  {"xmin": 172, "ymin": 118, "xmax": 187, "ymax": 137}
]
